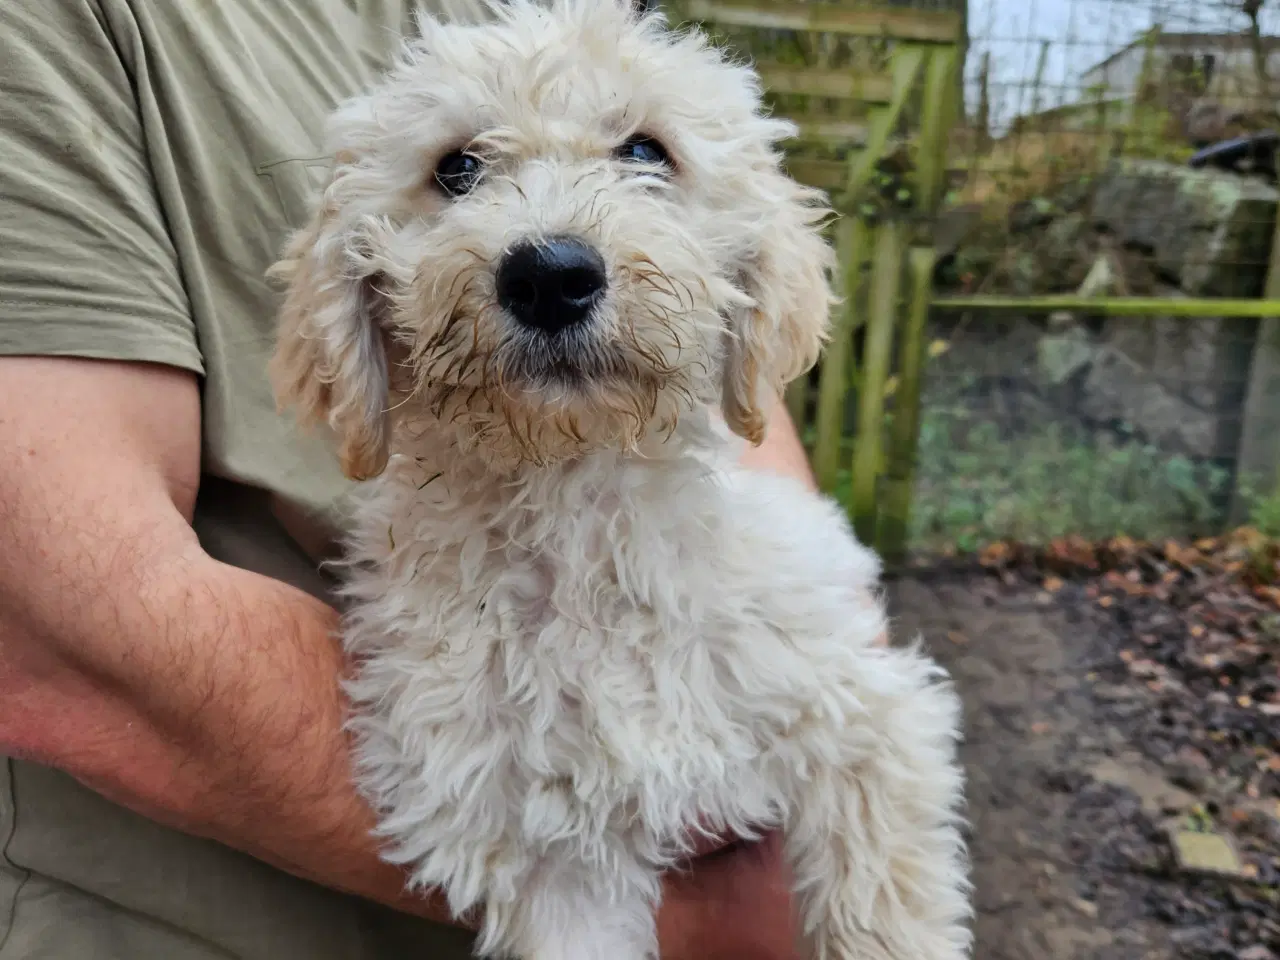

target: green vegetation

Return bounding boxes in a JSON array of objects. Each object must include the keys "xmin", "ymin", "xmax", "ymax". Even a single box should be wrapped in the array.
[
  {"xmin": 1240, "ymin": 477, "xmax": 1280, "ymax": 538},
  {"xmin": 902, "ymin": 410, "xmax": 1230, "ymax": 553},
  {"xmin": 813, "ymin": 397, "xmax": 1233, "ymax": 555}
]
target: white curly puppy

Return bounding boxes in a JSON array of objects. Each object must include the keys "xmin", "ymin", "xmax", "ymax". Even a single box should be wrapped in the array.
[{"xmin": 270, "ymin": 1, "xmax": 970, "ymax": 957}]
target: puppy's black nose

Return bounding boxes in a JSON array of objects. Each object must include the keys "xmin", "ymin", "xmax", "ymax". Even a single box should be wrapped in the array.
[{"xmin": 495, "ymin": 236, "xmax": 607, "ymax": 334}]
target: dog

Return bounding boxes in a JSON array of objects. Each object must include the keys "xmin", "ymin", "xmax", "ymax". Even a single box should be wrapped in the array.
[{"xmin": 269, "ymin": 1, "xmax": 971, "ymax": 957}]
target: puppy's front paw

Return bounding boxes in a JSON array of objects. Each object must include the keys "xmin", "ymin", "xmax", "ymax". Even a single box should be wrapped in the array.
[{"xmin": 786, "ymin": 653, "xmax": 972, "ymax": 960}]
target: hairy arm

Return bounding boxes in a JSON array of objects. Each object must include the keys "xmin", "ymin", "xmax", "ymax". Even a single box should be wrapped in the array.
[{"xmin": 0, "ymin": 356, "xmax": 450, "ymax": 920}]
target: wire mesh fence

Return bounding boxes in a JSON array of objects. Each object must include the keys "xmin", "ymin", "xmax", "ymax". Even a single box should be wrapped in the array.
[
  {"xmin": 667, "ymin": 0, "xmax": 1280, "ymax": 559},
  {"xmin": 919, "ymin": 0, "xmax": 1280, "ymax": 556}
]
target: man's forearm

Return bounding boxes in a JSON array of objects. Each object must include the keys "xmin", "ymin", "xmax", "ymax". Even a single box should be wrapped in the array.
[
  {"xmin": 3, "ymin": 526, "xmax": 453, "ymax": 923},
  {"xmin": 0, "ymin": 357, "xmax": 439, "ymax": 919}
]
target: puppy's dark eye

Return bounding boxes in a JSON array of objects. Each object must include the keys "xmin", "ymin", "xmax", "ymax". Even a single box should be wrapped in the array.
[
  {"xmin": 615, "ymin": 135, "xmax": 671, "ymax": 170},
  {"xmin": 435, "ymin": 150, "xmax": 484, "ymax": 196}
]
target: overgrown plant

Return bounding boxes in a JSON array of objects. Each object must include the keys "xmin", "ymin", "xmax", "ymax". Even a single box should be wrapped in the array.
[
  {"xmin": 1240, "ymin": 475, "xmax": 1280, "ymax": 538},
  {"xmin": 825, "ymin": 404, "xmax": 1234, "ymax": 555}
]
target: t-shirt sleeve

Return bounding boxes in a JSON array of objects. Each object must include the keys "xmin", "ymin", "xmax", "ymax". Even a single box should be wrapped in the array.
[{"xmin": 0, "ymin": 1, "xmax": 203, "ymax": 374}]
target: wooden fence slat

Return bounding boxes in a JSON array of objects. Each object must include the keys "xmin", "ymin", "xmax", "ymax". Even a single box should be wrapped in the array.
[
  {"xmin": 909, "ymin": 45, "xmax": 958, "ymax": 216},
  {"xmin": 757, "ymin": 63, "xmax": 895, "ymax": 102},
  {"xmin": 791, "ymin": 119, "xmax": 868, "ymax": 145},
  {"xmin": 840, "ymin": 44, "xmax": 927, "ymax": 207},
  {"xmin": 878, "ymin": 45, "xmax": 959, "ymax": 563},
  {"xmin": 931, "ymin": 295, "xmax": 1280, "ymax": 317},
  {"xmin": 849, "ymin": 220, "xmax": 906, "ymax": 544},
  {"xmin": 813, "ymin": 217, "xmax": 870, "ymax": 490},
  {"xmin": 786, "ymin": 159, "xmax": 969, "ymax": 195},
  {"xmin": 784, "ymin": 157, "xmax": 849, "ymax": 191},
  {"xmin": 878, "ymin": 245, "xmax": 936, "ymax": 560},
  {"xmin": 682, "ymin": 0, "xmax": 964, "ymax": 44}
]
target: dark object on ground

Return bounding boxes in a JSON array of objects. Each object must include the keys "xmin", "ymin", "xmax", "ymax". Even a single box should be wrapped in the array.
[{"xmin": 1188, "ymin": 132, "xmax": 1279, "ymax": 185}]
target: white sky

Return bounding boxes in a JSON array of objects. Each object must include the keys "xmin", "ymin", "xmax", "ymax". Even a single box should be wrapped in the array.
[{"xmin": 967, "ymin": 0, "xmax": 1280, "ymax": 129}]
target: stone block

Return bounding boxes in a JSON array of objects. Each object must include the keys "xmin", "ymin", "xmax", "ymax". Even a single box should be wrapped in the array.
[
  {"xmin": 1080, "ymin": 346, "xmax": 1218, "ymax": 457},
  {"xmin": 1090, "ymin": 159, "xmax": 1277, "ymax": 297},
  {"xmin": 1037, "ymin": 326, "xmax": 1096, "ymax": 386}
]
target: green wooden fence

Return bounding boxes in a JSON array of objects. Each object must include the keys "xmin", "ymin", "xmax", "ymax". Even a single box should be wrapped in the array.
[{"xmin": 669, "ymin": 0, "xmax": 1280, "ymax": 564}]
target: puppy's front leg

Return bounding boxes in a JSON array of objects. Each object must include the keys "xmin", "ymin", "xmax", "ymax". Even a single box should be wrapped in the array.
[
  {"xmin": 783, "ymin": 648, "xmax": 971, "ymax": 960},
  {"xmin": 490, "ymin": 858, "xmax": 661, "ymax": 960}
]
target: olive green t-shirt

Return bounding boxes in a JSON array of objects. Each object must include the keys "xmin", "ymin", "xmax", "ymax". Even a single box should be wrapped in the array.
[{"xmin": 0, "ymin": 1, "xmax": 476, "ymax": 956}]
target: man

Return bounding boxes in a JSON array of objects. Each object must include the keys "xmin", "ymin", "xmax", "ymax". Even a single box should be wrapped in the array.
[{"xmin": 0, "ymin": 2, "xmax": 818, "ymax": 957}]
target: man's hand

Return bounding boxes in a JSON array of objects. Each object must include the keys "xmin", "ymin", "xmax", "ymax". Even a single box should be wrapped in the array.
[{"xmin": 659, "ymin": 833, "xmax": 800, "ymax": 960}]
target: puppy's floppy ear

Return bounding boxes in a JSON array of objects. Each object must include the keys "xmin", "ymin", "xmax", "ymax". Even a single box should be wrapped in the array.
[
  {"xmin": 722, "ymin": 173, "xmax": 837, "ymax": 446},
  {"xmin": 269, "ymin": 171, "xmax": 393, "ymax": 482}
]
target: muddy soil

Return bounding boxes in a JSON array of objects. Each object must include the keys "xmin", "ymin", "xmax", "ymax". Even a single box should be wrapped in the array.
[{"xmin": 889, "ymin": 572, "xmax": 1279, "ymax": 960}]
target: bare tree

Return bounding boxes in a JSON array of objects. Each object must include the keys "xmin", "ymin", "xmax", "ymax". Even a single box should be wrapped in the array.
[{"xmin": 1242, "ymin": 0, "xmax": 1270, "ymax": 99}]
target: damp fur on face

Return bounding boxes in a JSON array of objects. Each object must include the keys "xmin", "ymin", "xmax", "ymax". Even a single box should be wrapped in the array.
[{"xmin": 269, "ymin": 0, "xmax": 837, "ymax": 477}]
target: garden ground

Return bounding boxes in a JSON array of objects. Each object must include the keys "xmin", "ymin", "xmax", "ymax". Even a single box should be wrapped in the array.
[{"xmin": 890, "ymin": 536, "xmax": 1279, "ymax": 960}]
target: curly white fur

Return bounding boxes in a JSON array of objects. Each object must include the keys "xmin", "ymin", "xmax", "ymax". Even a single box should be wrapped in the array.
[{"xmin": 270, "ymin": 2, "xmax": 972, "ymax": 958}]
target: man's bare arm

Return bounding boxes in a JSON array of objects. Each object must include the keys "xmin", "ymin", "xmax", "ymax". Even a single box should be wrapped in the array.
[
  {"xmin": 0, "ymin": 355, "xmax": 450, "ymax": 921},
  {"xmin": 739, "ymin": 393, "xmax": 816, "ymax": 491}
]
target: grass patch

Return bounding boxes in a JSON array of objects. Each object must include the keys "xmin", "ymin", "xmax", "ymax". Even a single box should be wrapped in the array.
[{"xmin": 1239, "ymin": 478, "xmax": 1280, "ymax": 539}]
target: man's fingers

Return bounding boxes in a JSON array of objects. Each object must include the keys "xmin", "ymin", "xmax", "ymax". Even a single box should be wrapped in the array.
[
  {"xmin": 657, "ymin": 832, "xmax": 801, "ymax": 960},
  {"xmin": 684, "ymin": 823, "xmax": 738, "ymax": 860}
]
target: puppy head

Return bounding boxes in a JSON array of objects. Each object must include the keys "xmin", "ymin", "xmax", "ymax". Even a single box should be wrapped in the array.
[{"xmin": 270, "ymin": 0, "xmax": 835, "ymax": 477}]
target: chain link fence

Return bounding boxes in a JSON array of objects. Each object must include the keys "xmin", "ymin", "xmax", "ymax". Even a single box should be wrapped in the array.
[{"xmin": 911, "ymin": 0, "xmax": 1280, "ymax": 555}]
